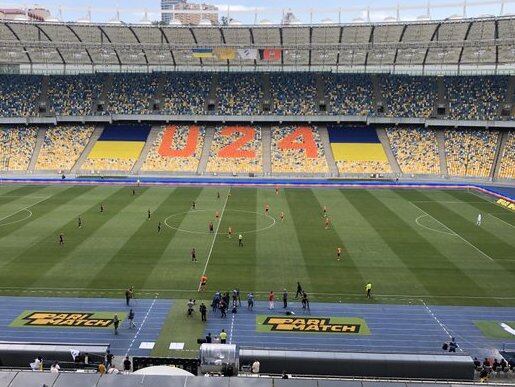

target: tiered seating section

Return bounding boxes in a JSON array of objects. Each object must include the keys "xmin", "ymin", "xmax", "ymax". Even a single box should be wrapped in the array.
[
  {"xmin": 270, "ymin": 73, "xmax": 318, "ymax": 115},
  {"xmin": 498, "ymin": 132, "xmax": 515, "ymax": 180},
  {"xmin": 141, "ymin": 125, "xmax": 205, "ymax": 173},
  {"xmin": 445, "ymin": 76, "xmax": 507, "ymax": 120},
  {"xmin": 108, "ymin": 74, "xmax": 159, "ymax": 115},
  {"xmin": 328, "ymin": 126, "xmax": 391, "ymax": 174},
  {"xmin": 445, "ymin": 128, "xmax": 499, "ymax": 177},
  {"xmin": 161, "ymin": 73, "xmax": 211, "ymax": 115},
  {"xmin": 381, "ymin": 76, "xmax": 436, "ymax": 118},
  {"xmin": 206, "ymin": 126, "xmax": 263, "ymax": 174},
  {"xmin": 271, "ymin": 126, "xmax": 328, "ymax": 173},
  {"xmin": 48, "ymin": 75, "xmax": 102, "ymax": 116},
  {"xmin": 386, "ymin": 127, "xmax": 440, "ymax": 174},
  {"xmin": 0, "ymin": 127, "xmax": 38, "ymax": 170},
  {"xmin": 35, "ymin": 125, "xmax": 95, "ymax": 171},
  {"xmin": 325, "ymin": 74, "xmax": 374, "ymax": 116},
  {"xmin": 0, "ymin": 75, "xmax": 41, "ymax": 117},
  {"xmin": 0, "ymin": 74, "xmax": 510, "ymax": 120}
]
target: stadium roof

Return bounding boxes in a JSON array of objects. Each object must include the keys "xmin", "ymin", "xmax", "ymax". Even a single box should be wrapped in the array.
[{"xmin": 0, "ymin": 15, "xmax": 513, "ymax": 68}]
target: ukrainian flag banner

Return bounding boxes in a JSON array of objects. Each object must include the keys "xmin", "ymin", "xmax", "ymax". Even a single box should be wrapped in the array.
[
  {"xmin": 88, "ymin": 124, "xmax": 151, "ymax": 160},
  {"xmin": 328, "ymin": 126, "xmax": 388, "ymax": 162}
]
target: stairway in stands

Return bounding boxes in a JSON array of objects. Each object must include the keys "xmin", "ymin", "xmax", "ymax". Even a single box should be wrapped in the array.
[
  {"xmin": 197, "ymin": 127, "xmax": 215, "ymax": 174},
  {"xmin": 71, "ymin": 126, "xmax": 104, "ymax": 174},
  {"xmin": 131, "ymin": 126, "xmax": 160, "ymax": 174},
  {"xmin": 376, "ymin": 128, "xmax": 401, "ymax": 174},
  {"xmin": 94, "ymin": 74, "xmax": 113, "ymax": 115},
  {"xmin": 435, "ymin": 129, "xmax": 448, "ymax": 176},
  {"xmin": 205, "ymin": 74, "xmax": 219, "ymax": 113},
  {"xmin": 318, "ymin": 125, "xmax": 339, "ymax": 176},
  {"xmin": 28, "ymin": 128, "xmax": 47, "ymax": 172},
  {"xmin": 492, "ymin": 131, "xmax": 509, "ymax": 180},
  {"xmin": 371, "ymin": 74, "xmax": 387, "ymax": 115},
  {"xmin": 261, "ymin": 126, "xmax": 272, "ymax": 175}
]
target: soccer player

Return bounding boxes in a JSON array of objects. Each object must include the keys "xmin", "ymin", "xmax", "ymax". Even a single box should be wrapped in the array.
[
  {"xmin": 77, "ymin": 216, "xmax": 82, "ymax": 228},
  {"xmin": 215, "ymin": 211, "xmax": 220, "ymax": 220},
  {"xmin": 275, "ymin": 186, "xmax": 279, "ymax": 196},
  {"xmin": 228, "ymin": 226, "xmax": 232, "ymax": 238},
  {"xmin": 365, "ymin": 282, "xmax": 372, "ymax": 299},
  {"xmin": 337, "ymin": 247, "xmax": 342, "ymax": 261},
  {"xmin": 217, "ymin": 191, "xmax": 220, "ymax": 199},
  {"xmin": 209, "ymin": 222, "xmax": 214, "ymax": 233},
  {"xmin": 323, "ymin": 206, "xmax": 328, "ymax": 217},
  {"xmin": 147, "ymin": 209, "xmax": 151, "ymax": 220},
  {"xmin": 157, "ymin": 222, "xmax": 161, "ymax": 233},
  {"xmin": 295, "ymin": 282, "xmax": 303, "ymax": 298},
  {"xmin": 268, "ymin": 291, "xmax": 275, "ymax": 310},
  {"xmin": 265, "ymin": 204, "xmax": 270, "ymax": 215},
  {"xmin": 191, "ymin": 248, "xmax": 197, "ymax": 262},
  {"xmin": 59, "ymin": 233, "xmax": 64, "ymax": 246},
  {"xmin": 280, "ymin": 211, "xmax": 285, "ymax": 222},
  {"xmin": 100, "ymin": 203, "xmax": 104, "ymax": 213},
  {"xmin": 192, "ymin": 201, "xmax": 196, "ymax": 210},
  {"xmin": 476, "ymin": 213, "xmax": 482, "ymax": 226},
  {"xmin": 200, "ymin": 275, "xmax": 208, "ymax": 291},
  {"xmin": 238, "ymin": 234, "xmax": 243, "ymax": 246},
  {"xmin": 132, "ymin": 189, "xmax": 135, "ymax": 196},
  {"xmin": 325, "ymin": 217, "xmax": 330, "ymax": 230}
]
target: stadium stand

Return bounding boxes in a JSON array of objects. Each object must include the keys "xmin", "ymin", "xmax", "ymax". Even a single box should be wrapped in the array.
[
  {"xmin": 445, "ymin": 76, "xmax": 508, "ymax": 120},
  {"xmin": 108, "ymin": 74, "xmax": 159, "ymax": 115},
  {"xmin": 206, "ymin": 126, "xmax": 263, "ymax": 174},
  {"xmin": 216, "ymin": 73, "xmax": 263, "ymax": 115},
  {"xmin": 0, "ymin": 75, "xmax": 41, "ymax": 117},
  {"xmin": 0, "ymin": 127, "xmax": 38, "ymax": 170},
  {"xmin": 141, "ymin": 125, "xmax": 205, "ymax": 173},
  {"xmin": 35, "ymin": 125, "xmax": 95, "ymax": 171},
  {"xmin": 270, "ymin": 73, "xmax": 318, "ymax": 115},
  {"xmin": 162, "ymin": 73, "xmax": 212, "ymax": 115},
  {"xmin": 381, "ymin": 75, "xmax": 436, "ymax": 118},
  {"xmin": 445, "ymin": 128, "xmax": 499, "ymax": 177},
  {"xmin": 47, "ymin": 75, "xmax": 102, "ymax": 116},
  {"xmin": 498, "ymin": 131, "xmax": 515, "ymax": 179},
  {"xmin": 325, "ymin": 73, "xmax": 375, "ymax": 116},
  {"xmin": 328, "ymin": 126, "xmax": 392, "ymax": 174},
  {"xmin": 386, "ymin": 127, "xmax": 440, "ymax": 174},
  {"xmin": 82, "ymin": 124, "xmax": 151, "ymax": 172},
  {"xmin": 271, "ymin": 126, "xmax": 329, "ymax": 173}
]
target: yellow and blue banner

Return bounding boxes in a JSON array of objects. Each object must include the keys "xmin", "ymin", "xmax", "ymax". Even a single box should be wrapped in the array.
[
  {"xmin": 192, "ymin": 48, "xmax": 214, "ymax": 58},
  {"xmin": 328, "ymin": 126, "xmax": 388, "ymax": 162},
  {"xmin": 88, "ymin": 124, "xmax": 151, "ymax": 160}
]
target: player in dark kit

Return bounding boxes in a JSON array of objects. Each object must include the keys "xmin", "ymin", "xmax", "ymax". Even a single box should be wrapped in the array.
[
  {"xmin": 147, "ymin": 209, "xmax": 151, "ymax": 220},
  {"xmin": 192, "ymin": 201, "xmax": 196, "ymax": 210},
  {"xmin": 132, "ymin": 189, "xmax": 135, "ymax": 196},
  {"xmin": 100, "ymin": 203, "xmax": 104, "ymax": 213},
  {"xmin": 157, "ymin": 222, "xmax": 161, "ymax": 233},
  {"xmin": 59, "ymin": 233, "xmax": 64, "ymax": 246},
  {"xmin": 217, "ymin": 192, "xmax": 220, "ymax": 199},
  {"xmin": 209, "ymin": 222, "xmax": 214, "ymax": 233},
  {"xmin": 78, "ymin": 216, "xmax": 82, "ymax": 228},
  {"xmin": 191, "ymin": 248, "xmax": 197, "ymax": 262}
]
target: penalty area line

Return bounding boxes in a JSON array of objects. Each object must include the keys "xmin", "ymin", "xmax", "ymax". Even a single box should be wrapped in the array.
[{"xmin": 197, "ymin": 187, "xmax": 230, "ymax": 292}]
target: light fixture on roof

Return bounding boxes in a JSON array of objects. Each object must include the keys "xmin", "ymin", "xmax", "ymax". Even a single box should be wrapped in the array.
[
  {"xmin": 77, "ymin": 17, "xmax": 91, "ymax": 23},
  {"xmin": 384, "ymin": 16, "xmax": 397, "ymax": 22},
  {"xmin": 108, "ymin": 19, "xmax": 122, "ymax": 24},
  {"xmin": 447, "ymin": 14, "xmax": 462, "ymax": 20},
  {"xmin": 7, "ymin": 51, "xmax": 19, "ymax": 58},
  {"xmin": 436, "ymin": 50, "xmax": 449, "ymax": 58},
  {"xmin": 41, "ymin": 51, "xmax": 53, "ymax": 58},
  {"xmin": 169, "ymin": 18, "xmax": 182, "ymax": 26},
  {"xmin": 45, "ymin": 17, "xmax": 60, "ymax": 22},
  {"xmin": 474, "ymin": 49, "xmax": 486, "ymax": 57},
  {"xmin": 259, "ymin": 19, "xmax": 273, "ymax": 25},
  {"xmin": 417, "ymin": 15, "xmax": 430, "ymax": 20},
  {"xmin": 198, "ymin": 19, "xmax": 212, "ymax": 26},
  {"xmin": 478, "ymin": 14, "xmax": 494, "ymax": 18},
  {"xmin": 321, "ymin": 18, "xmax": 334, "ymax": 24},
  {"xmin": 352, "ymin": 16, "xmax": 365, "ymax": 23},
  {"xmin": 73, "ymin": 52, "xmax": 83, "ymax": 59}
]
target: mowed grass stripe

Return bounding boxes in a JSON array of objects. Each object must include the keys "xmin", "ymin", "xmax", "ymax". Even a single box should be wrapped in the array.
[
  {"xmin": 208, "ymin": 188, "xmax": 258, "ymax": 292},
  {"xmin": 405, "ymin": 190, "xmax": 515, "ymax": 273},
  {"xmin": 30, "ymin": 186, "xmax": 150, "ymax": 288},
  {"xmin": 285, "ymin": 188, "xmax": 365, "ymax": 295},
  {"xmin": 343, "ymin": 190, "xmax": 495, "ymax": 303},
  {"xmin": 143, "ymin": 187, "xmax": 229, "ymax": 292},
  {"xmin": 315, "ymin": 189, "xmax": 429, "ymax": 297},
  {"xmin": 445, "ymin": 189, "xmax": 515, "ymax": 228},
  {"xmin": 255, "ymin": 187, "xmax": 313, "ymax": 295},
  {"xmin": 89, "ymin": 187, "xmax": 204, "ymax": 290}
]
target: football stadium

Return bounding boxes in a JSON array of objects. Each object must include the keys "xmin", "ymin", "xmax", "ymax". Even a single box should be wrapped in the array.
[{"xmin": 0, "ymin": 0, "xmax": 514, "ymax": 385}]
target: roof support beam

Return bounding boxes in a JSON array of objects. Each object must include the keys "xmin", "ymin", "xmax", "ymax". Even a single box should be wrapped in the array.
[
  {"xmin": 66, "ymin": 25, "xmax": 94, "ymax": 65},
  {"xmin": 128, "ymin": 26, "xmax": 149, "ymax": 65},
  {"xmin": 393, "ymin": 24, "xmax": 408, "ymax": 66},
  {"xmin": 97, "ymin": 25, "xmax": 122, "ymax": 66},
  {"xmin": 35, "ymin": 25, "xmax": 66, "ymax": 65},
  {"xmin": 4, "ymin": 23, "xmax": 32, "ymax": 64}
]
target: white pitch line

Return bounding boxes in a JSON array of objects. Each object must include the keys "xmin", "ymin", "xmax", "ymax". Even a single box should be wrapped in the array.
[
  {"xmin": 421, "ymin": 299, "xmax": 462, "ymax": 352},
  {"xmin": 409, "ymin": 201, "xmax": 494, "ymax": 262},
  {"xmin": 229, "ymin": 313, "xmax": 235, "ymax": 344},
  {"xmin": 488, "ymin": 213, "xmax": 515, "ymax": 229},
  {"xmin": 197, "ymin": 187, "xmax": 230, "ymax": 292},
  {"xmin": 125, "ymin": 295, "xmax": 157, "ymax": 357},
  {"xmin": 0, "ymin": 196, "xmax": 51, "ymax": 224}
]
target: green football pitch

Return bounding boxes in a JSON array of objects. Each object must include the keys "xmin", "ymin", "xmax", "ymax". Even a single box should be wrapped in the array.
[{"xmin": 0, "ymin": 183, "xmax": 513, "ymax": 306}]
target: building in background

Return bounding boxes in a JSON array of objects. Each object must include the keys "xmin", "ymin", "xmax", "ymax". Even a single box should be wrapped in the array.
[
  {"xmin": 0, "ymin": 7, "xmax": 51, "ymax": 21},
  {"xmin": 162, "ymin": 0, "xmax": 218, "ymax": 25}
]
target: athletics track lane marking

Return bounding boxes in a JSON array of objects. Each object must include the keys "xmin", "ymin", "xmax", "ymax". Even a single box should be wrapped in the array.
[
  {"xmin": 197, "ymin": 187, "xmax": 230, "ymax": 291},
  {"xmin": 125, "ymin": 295, "xmax": 158, "ymax": 357},
  {"xmin": 408, "ymin": 201, "xmax": 495, "ymax": 262}
]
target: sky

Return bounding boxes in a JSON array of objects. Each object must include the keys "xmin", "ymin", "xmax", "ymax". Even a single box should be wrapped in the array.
[{"xmin": 1, "ymin": 0, "xmax": 513, "ymax": 24}]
